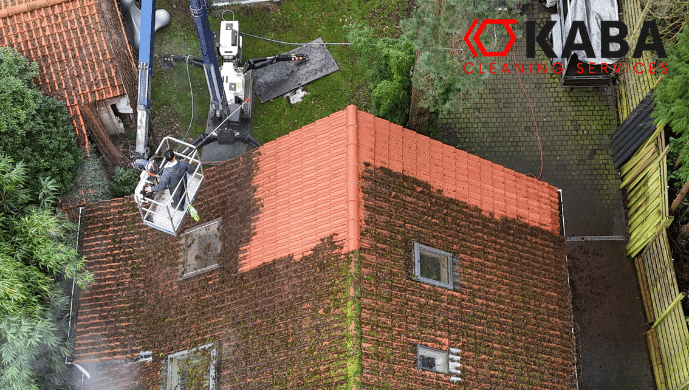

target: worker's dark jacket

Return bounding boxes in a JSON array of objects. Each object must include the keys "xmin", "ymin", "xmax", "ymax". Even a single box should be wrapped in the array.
[{"xmin": 151, "ymin": 160, "xmax": 194, "ymax": 209}]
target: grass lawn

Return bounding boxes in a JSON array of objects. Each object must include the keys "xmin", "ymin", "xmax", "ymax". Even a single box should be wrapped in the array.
[{"xmin": 147, "ymin": 0, "xmax": 413, "ymax": 146}]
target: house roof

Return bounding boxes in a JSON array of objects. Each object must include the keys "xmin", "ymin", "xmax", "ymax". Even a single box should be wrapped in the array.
[
  {"xmin": 242, "ymin": 106, "xmax": 560, "ymax": 271},
  {"xmin": 611, "ymin": 92, "xmax": 655, "ymax": 169},
  {"xmin": 73, "ymin": 106, "xmax": 563, "ymax": 388},
  {"xmin": 0, "ymin": 0, "xmax": 136, "ymax": 148}
]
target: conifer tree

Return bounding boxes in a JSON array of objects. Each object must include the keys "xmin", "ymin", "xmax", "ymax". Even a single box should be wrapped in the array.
[
  {"xmin": 402, "ymin": 0, "xmax": 523, "ymax": 115},
  {"xmin": 653, "ymin": 25, "xmax": 689, "ymax": 216}
]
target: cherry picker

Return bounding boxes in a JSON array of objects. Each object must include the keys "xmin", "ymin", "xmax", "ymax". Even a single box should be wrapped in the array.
[{"xmin": 132, "ymin": 0, "xmax": 305, "ymax": 235}]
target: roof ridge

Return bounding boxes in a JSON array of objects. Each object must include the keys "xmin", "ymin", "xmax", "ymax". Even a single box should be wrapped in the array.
[
  {"xmin": 345, "ymin": 105, "xmax": 360, "ymax": 252},
  {"xmin": 0, "ymin": 0, "xmax": 70, "ymax": 18}
]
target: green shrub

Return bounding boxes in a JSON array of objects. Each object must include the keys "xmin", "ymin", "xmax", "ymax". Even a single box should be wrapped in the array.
[
  {"xmin": 111, "ymin": 166, "xmax": 141, "ymax": 197},
  {"xmin": 0, "ymin": 47, "xmax": 81, "ymax": 196},
  {"xmin": 348, "ymin": 25, "xmax": 415, "ymax": 125}
]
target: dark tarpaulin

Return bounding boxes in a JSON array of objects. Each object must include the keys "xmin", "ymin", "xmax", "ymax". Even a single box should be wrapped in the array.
[
  {"xmin": 611, "ymin": 92, "xmax": 656, "ymax": 169},
  {"xmin": 251, "ymin": 38, "xmax": 339, "ymax": 103}
]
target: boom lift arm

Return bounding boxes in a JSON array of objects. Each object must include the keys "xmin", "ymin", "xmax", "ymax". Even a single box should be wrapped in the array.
[
  {"xmin": 160, "ymin": 53, "xmax": 306, "ymax": 72},
  {"xmin": 132, "ymin": 0, "xmax": 307, "ymax": 236},
  {"xmin": 134, "ymin": 0, "xmax": 230, "ymax": 167}
]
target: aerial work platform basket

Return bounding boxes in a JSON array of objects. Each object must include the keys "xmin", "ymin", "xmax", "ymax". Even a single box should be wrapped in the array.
[{"xmin": 134, "ymin": 137, "xmax": 204, "ymax": 236}]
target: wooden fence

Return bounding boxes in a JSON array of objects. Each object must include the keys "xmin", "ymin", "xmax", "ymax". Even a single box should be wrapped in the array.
[
  {"xmin": 616, "ymin": 2, "xmax": 689, "ymax": 388},
  {"xmin": 618, "ymin": 115, "xmax": 688, "ymax": 390},
  {"xmin": 636, "ymin": 231, "xmax": 689, "ymax": 390},
  {"xmin": 617, "ymin": 0, "xmax": 663, "ymax": 122},
  {"xmin": 619, "ymin": 124, "xmax": 670, "ymax": 258}
]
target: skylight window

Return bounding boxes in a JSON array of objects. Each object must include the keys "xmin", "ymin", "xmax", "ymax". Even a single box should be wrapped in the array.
[
  {"xmin": 417, "ymin": 345, "xmax": 462, "ymax": 382},
  {"xmin": 180, "ymin": 218, "xmax": 221, "ymax": 279},
  {"xmin": 417, "ymin": 345, "xmax": 449, "ymax": 374},
  {"xmin": 166, "ymin": 344, "xmax": 217, "ymax": 390},
  {"xmin": 413, "ymin": 242, "xmax": 454, "ymax": 289}
]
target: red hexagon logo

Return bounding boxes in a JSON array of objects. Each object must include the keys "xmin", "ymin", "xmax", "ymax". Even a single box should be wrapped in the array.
[{"xmin": 464, "ymin": 19, "xmax": 517, "ymax": 57}]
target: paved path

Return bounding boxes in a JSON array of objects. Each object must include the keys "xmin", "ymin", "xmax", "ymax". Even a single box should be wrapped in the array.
[{"xmin": 438, "ymin": 1, "xmax": 655, "ymax": 388}]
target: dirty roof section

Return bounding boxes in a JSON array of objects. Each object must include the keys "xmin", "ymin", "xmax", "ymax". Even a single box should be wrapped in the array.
[
  {"xmin": 76, "ymin": 195, "xmax": 351, "ymax": 388},
  {"xmin": 359, "ymin": 166, "xmax": 574, "ymax": 388},
  {"xmin": 611, "ymin": 92, "xmax": 656, "ymax": 169},
  {"xmin": 0, "ymin": 0, "xmax": 136, "ymax": 147}
]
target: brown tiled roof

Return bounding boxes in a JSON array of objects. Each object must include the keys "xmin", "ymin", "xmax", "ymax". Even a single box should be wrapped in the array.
[
  {"xmin": 74, "ymin": 106, "xmax": 568, "ymax": 388},
  {"xmin": 358, "ymin": 166, "xmax": 574, "ymax": 388},
  {"xmin": 0, "ymin": 0, "xmax": 136, "ymax": 148}
]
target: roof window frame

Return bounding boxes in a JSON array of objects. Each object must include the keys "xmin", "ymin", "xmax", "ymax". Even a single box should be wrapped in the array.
[{"xmin": 413, "ymin": 242, "xmax": 454, "ymax": 290}]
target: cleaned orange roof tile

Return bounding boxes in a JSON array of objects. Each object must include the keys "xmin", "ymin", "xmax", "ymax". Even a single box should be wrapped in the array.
[
  {"xmin": 240, "ymin": 106, "xmax": 560, "ymax": 272},
  {"xmin": 353, "ymin": 107, "xmax": 560, "ymax": 234},
  {"xmin": 0, "ymin": 0, "xmax": 135, "ymax": 147}
]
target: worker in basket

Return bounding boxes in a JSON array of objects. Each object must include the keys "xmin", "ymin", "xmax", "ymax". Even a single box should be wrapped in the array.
[{"xmin": 144, "ymin": 149, "xmax": 194, "ymax": 210}]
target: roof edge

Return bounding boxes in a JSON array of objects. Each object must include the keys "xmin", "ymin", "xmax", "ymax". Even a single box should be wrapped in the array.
[{"xmin": 345, "ymin": 105, "xmax": 361, "ymax": 252}]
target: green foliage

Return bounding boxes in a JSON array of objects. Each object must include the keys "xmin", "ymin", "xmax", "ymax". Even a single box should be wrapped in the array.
[
  {"xmin": 0, "ymin": 155, "xmax": 91, "ymax": 317},
  {"xmin": 111, "ymin": 167, "xmax": 141, "ymax": 197},
  {"xmin": 0, "ymin": 153, "xmax": 91, "ymax": 389},
  {"xmin": 0, "ymin": 47, "xmax": 81, "ymax": 196},
  {"xmin": 348, "ymin": 25, "xmax": 415, "ymax": 125},
  {"xmin": 402, "ymin": 0, "xmax": 523, "ymax": 115},
  {"xmin": 0, "ymin": 288, "xmax": 76, "ymax": 390},
  {"xmin": 0, "ymin": 157, "xmax": 30, "ymax": 217},
  {"xmin": 653, "ymin": 25, "xmax": 689, "ymax": 133},
  {"xmin": 657, "ymin": 27, "xmax": 689, "ymax": 216}
]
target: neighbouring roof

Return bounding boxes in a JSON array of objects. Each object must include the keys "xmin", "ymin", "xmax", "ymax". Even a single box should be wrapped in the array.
[
  {"xmin": 0, "ymin": 0, "xmax": 136, "ymax": 148},
  {"xmin": 611, "ymin": 92, "xmax": 656, "ymax": 169},
  {"xmin": 74, "ymin": 106, "xmax": 564, "ymax": 388}
]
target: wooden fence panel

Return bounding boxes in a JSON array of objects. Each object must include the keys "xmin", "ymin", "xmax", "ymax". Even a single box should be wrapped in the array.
[
  {"xmin": 616, "ymin": 3, "xmax": 688, "ymax": 387},
  {"xmin": 620, "ymin": 122, "xmax": 689, "ymax": 389},
  {"xmin": 617, "ymin": 0, "xmax": 663, "ymax": 122},
  {"xmin": 620, "ymin": 124, "xmax": 670, "ymax": 257},
  {"xmin": 638, "ymin": 232, "xmax": 689, "ymax": 389}
]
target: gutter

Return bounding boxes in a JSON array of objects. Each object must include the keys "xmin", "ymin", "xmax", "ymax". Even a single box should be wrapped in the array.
[{"xmin": 65, "ymin": 206, "xmax": 91, "ymax": 381}]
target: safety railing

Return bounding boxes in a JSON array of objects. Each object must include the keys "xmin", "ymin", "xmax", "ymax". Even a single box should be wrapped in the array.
[{"xmin": 134, "ymin": 137, "xmax": 204, "ymax": 235}]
